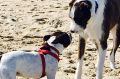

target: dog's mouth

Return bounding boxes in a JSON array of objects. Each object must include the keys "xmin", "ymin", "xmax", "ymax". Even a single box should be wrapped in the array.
[
  {"xmin": 70, "ymin": 30, "xmax": 78, "ymax": 33},
  {"xmin": 69, "ymin": 28, "xmax": 87, "ymax": 38},
  {"xmin": 70, "ymin": 27, "xmax": 84, "ymax": 34}
]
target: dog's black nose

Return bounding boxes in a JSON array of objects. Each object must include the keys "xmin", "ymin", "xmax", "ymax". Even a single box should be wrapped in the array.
[{"xmin": 70, "ymin": 30, "xmax": 75, "ymax": 33}]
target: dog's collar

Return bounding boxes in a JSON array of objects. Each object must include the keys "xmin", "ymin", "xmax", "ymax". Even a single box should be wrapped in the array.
[
  {"xmin": 37, "ymin": 44, "xmax": 60, "ymax": 78},
  {"xmin": 38, "ymin": 48, "xmax": 60, "ymax": 61},
  {"xmin": 46, "ymin": 45, "xmax": 60, "ymax": 57},
  {"xmin": 95, "ymin": 0, "xmax": 98, "ymax": 13},
  {"xmin": 39, "ymin": 43, "xmax": 60, "ymax": 60}
]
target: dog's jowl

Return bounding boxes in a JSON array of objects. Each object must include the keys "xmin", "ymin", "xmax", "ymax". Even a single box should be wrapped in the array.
[
  {"xmin": 69, "ymin": 0, "xmax": 120, "ymax": 79},
  {"xmin": 0, "ymin": 31, "xmax": 72, "ymax": 79}
]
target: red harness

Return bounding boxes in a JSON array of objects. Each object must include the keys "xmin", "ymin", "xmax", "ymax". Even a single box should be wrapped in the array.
[{"xmin": 38, "ymin": 45, "xmax": 60, "ymax": 78}]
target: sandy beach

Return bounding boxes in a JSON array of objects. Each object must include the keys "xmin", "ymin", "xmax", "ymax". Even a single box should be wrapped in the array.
[{"xmin": 0, "ymin": 0, "xmax": 120, "ymax": 79}]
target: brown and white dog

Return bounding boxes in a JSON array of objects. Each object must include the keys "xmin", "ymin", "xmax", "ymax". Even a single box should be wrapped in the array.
[
  {"xmin": 69, "ymin": 0, "xmax": 120, "ymax": 79},
  {"xmin": 0, "ymin": 31, "xmax": 72, "ymax": 79}
]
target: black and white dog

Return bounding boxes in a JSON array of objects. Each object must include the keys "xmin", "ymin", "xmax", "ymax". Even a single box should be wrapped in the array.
[
  {"xmin": 0, "ymin": 31, "xmax": 72, "ymax": 79},
  {"xmin": 69, "ymin": 0, "xmax": 120, "ymax": 79}
]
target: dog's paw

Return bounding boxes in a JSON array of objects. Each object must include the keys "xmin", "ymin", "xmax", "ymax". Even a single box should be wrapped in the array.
[{"xmin": 110, "ymin": 62, "xmax": 116, "ymax": 70}]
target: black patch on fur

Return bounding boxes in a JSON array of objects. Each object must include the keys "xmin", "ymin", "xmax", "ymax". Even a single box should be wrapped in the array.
[
  {"xmin": 78, "ymin": 37, "xmax": 85, "ymax": 59},
  {"xmin": 74, "ymin": 1, "xmax": 92, "ymax": 29},
  {"xmin": 40, "ymin": 43, "xmax": 51, "ymax": 51},
  {"xmin": 0, "ymin": 55, "xmax": 2, "ymax": 61},
  {"xmin": 100, "ymin": 40, "xmax": 107, "ymax": 50},
  {"xmin": 100, "ymin": 1, "xmax": 110, "ymax": 50},
  {"xmin": 101, "ymin": 0, "xmax": 120, "ymax": 50},
  {"xmin": 95, "ymin": 1, "xmax": 98, "ymax": 13},
  {"xmin": 43, "ymin": 35, "xmax": 51, "ymax": 41},
  {"xmin": 52, "ymin": 31, "xmax": 71, "ymax": 48}
]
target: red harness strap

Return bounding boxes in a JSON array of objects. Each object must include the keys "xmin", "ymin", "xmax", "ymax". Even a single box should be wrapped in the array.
[
  {"xmin": 39, "ymin": 52, "xmax": 46, "ymax": 78},
  {"xmin": 38, "ymin": 46, "xmax": 60, "ymax": 78}
]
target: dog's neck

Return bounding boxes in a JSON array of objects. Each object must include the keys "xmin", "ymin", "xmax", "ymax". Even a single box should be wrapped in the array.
[{"xmin": 47, "ymin": 42, "xmax": 64, "ymax": 54}]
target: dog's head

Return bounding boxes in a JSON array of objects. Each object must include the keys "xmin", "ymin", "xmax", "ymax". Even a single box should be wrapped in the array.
[
  {"xmin": 69, "ymin": 0, "xmax": 98, "ymax": 33},
  {"xmin": 43, "ymin": 31, "xmax": 72, "ymax": 51}
]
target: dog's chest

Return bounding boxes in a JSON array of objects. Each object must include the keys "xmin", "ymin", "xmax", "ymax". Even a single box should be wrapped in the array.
[
  {"xmin": 85, "ymin": 23, "xmax": 102, "ymax": 40},
  {"xmin": 84, "ymin": 1, "xmax": 106, "ymax": 40}
]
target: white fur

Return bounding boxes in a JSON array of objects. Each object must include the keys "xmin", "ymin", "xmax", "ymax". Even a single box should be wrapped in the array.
[
  {"xmin": 47, "ymin": 36, "xmax": 64, "ymax": 53},
  {"xmin": 0, "ymin": 51, "xmax": 58, "ymax": 79},
  {"xmin": 69, "ymin": 4, "xmax": 75, "ymax": 19},
  {"xmin": 85, "ymin": 0, "xmax": 106, "ymax": 40},
  {"xmin": 96, "ymin": 47, "xmax": 106, "ymax": 79},
  {"xmin": 110, "ymin": 51, "xmax": 116, "ymax": 69},
  {"xmin": 70, "ymin": 20, "xmax": 81, "ymax": 33},
  {"xmin": 69, "ymin": 0, "xmax": 107, "ymax": 79},
  {"xmin": 69, "ymin": 0, "xmax": 83, "ymax": 34},
  {"xmin": 0, "ymin": 36, "xmax": 65, "ymax": 79},
  {"xmin": 109, "ymin": 24, "xmax": 117, "ymax": 69},
  {"xmin": 74, "ymin": 57, "xmax": 83, "ymax": 79},
  {"xmin": 70, "ymin": 0, "xmax": 106, "ymax": 40},
  {"xmin": 70, "ymin": 20, "xmax": 88, "ymax": 38}
]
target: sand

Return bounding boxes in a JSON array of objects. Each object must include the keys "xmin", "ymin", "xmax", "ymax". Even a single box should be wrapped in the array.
[{"xmin": 0, "ymin": 0, "xmax": 120, "ymax": 79}]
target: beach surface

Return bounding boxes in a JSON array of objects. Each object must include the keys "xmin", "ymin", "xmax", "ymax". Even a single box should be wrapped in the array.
[{"xmin": 0, "ymin": 0, "xmax": 120, "ymax": 79}]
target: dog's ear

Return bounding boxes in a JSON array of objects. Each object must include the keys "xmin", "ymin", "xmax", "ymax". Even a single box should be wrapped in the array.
[
  {"xmin": 79, "ymin": 1, "xmax": 92, "ymax": 9},
  {"xmin": 43, "ymin": 35, "xmax": 51, "ymax": 41}
]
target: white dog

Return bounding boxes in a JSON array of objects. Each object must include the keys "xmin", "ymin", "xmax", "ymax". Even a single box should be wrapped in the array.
[
  {"xmin": 69, "ymin": 0, "xmax": 120, "ymax": 79},
  {"xmin": 0, "ymin": 31, "xmax": 72, "ymax": 79}
]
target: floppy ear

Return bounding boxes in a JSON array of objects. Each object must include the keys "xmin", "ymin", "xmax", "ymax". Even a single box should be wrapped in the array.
[
  {"xmin": 80, "ymin": 1, "xmax": 92, "ymax": 9},
  {"xmin": 43, "ymin": 35, "xmax": 51, "ymax": 41}
]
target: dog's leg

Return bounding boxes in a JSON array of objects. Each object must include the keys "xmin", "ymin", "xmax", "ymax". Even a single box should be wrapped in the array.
[
  {"xmin": 47, "ymin": 67, "xmax": 57, "ymax": 79},
  {"xmin": 96, "ymin": 39, "xmax": 107, "ymax": 79},
  {"xmin": 75, "ymin": 36, "xmax": 86, "ymax": 79},
  {"xmin": 47, "ymin": 73, "xmax": 56, "ymax": 79},
  {"xmin": 110, "ymin": 24, "xmax": 120, "ymax": 69},
  {"xmin": 0, "ymin": 68, "xmax": 16, "ymax": 79}
]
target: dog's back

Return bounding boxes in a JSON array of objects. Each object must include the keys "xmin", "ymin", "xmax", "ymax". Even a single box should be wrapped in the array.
[{"xmin": 0, "ymin": 51, "xmax": 43, "ymax": 79}]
